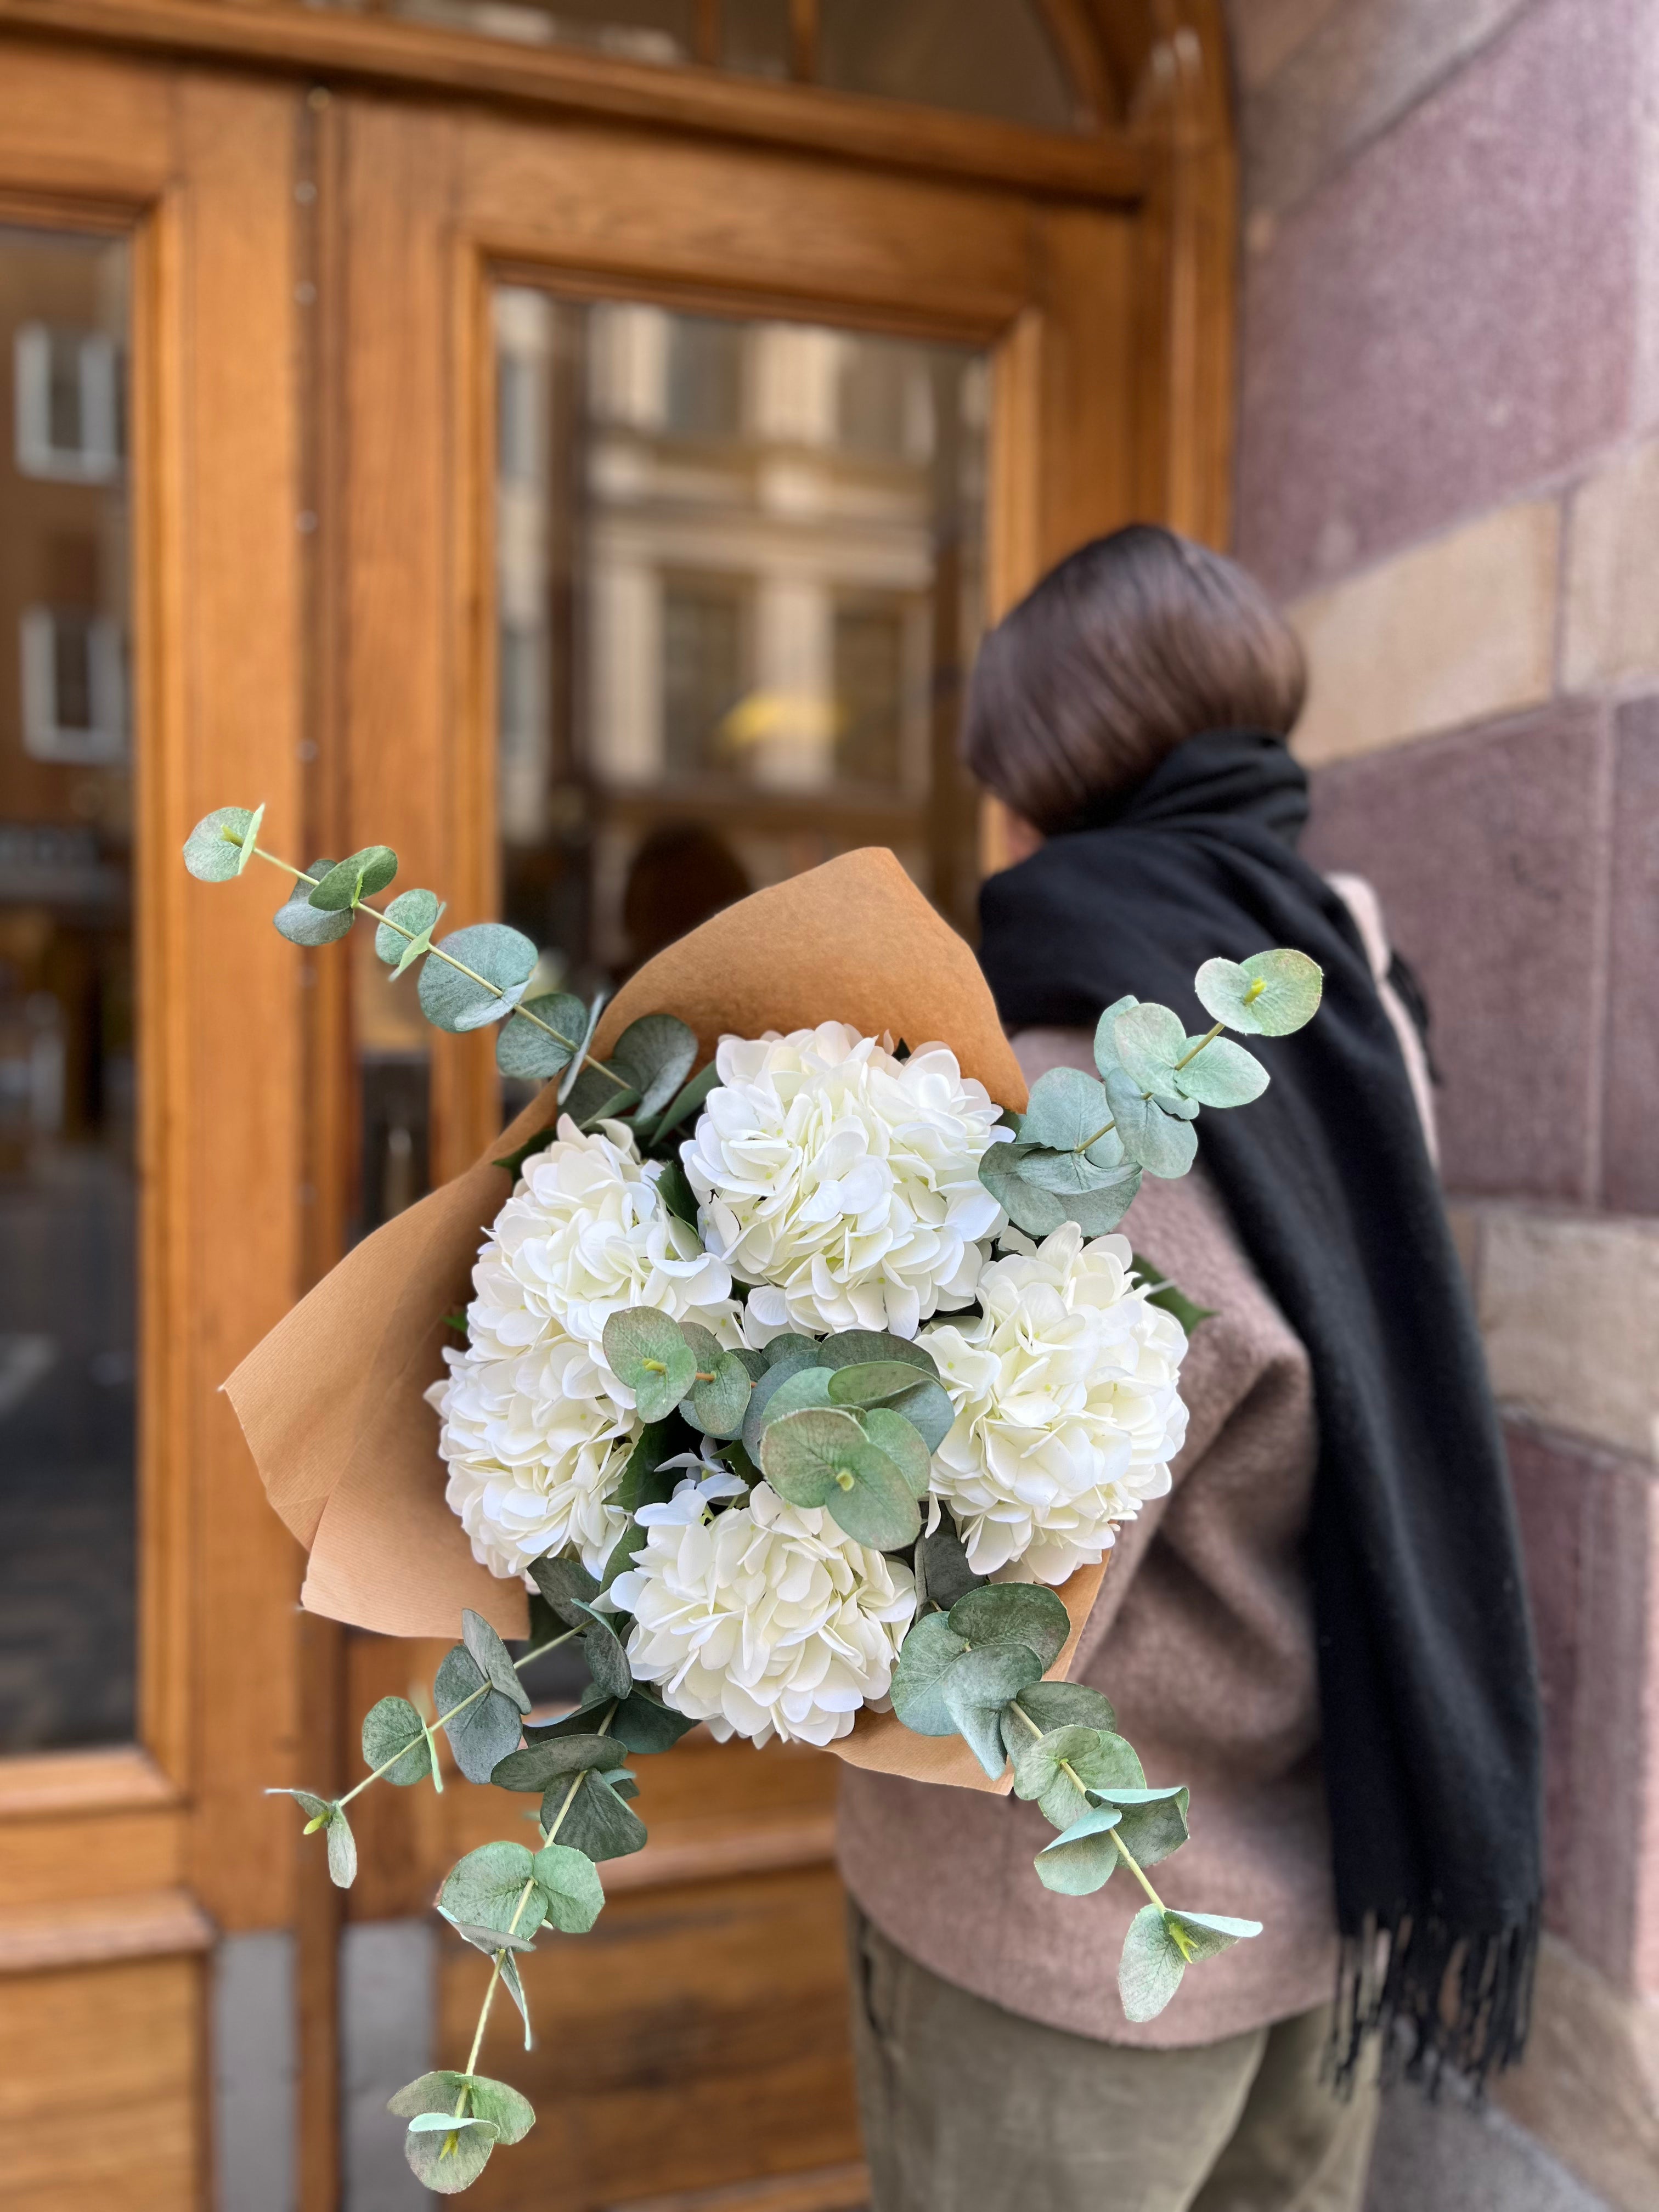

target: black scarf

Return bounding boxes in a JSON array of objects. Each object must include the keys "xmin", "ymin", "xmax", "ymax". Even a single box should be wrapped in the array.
[{"xmin": 979, "ymin": 728, "xmax": 1542, "ymax": 2086}]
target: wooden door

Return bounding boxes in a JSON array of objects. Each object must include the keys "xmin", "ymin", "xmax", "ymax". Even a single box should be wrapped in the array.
[
  {"xmin": 325, "ymin": 90, "xmax": 1194, "ymax": 2212},
  {"xmin": 0, "ymin": 37, "xmax": 312, "ymax": 2212}
]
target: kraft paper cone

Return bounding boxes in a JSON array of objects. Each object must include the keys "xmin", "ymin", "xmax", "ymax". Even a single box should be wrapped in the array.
[{"xmin": 225, "ymin": 846, "xmax": 1108, "ymax": 1791}]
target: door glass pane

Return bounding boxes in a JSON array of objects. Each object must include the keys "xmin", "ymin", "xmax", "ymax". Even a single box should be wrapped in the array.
[
  {"xmin": 0, "ymin": 228, "xmax": 135, "ymax": 1754},
  {"xmin": 493, "ymin": 288, "xmax": 986, "ymax": 1085},
  {"xmin": 356, "ymin": 0, "xmax": 694, "ymax": 63},
  {"xmin": 816, "ymin": 0, "xmax": 1077, "ymax": 129}
]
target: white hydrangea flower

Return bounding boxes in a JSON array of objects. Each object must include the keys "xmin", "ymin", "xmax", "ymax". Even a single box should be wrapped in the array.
[
  {"xmin": 611, "ymin": 1479, "xmax": 917, "ymax": 1747},
  {"xmin": 428, "ymin": 1335, "xmax": 635, "ymax": 1580},
  {"xmin": 921, "ymin": 1227, "xmax": 1190, "ymax": 1585},
  {"xmin": 681, "ymin": 1022, "xmax": 1009, "ymax": 1340},
  {"xmin": 466, "ymin": 1115, "xmax": 738, "ymax": 1380}
]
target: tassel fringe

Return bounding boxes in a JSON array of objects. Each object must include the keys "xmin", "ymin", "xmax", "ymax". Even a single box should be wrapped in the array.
[{"xmin": 1330, "ymin": 1904, "xmax": 1539, "ymax": 2095}]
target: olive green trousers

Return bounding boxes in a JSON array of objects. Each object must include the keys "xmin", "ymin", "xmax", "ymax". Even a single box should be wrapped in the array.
[{"xmin": 847, "ymin": 1905, "xmax": 1379, "ymax": 2212}]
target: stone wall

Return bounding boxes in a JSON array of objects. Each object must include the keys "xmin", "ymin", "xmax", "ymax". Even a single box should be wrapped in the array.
[{"xmin": 1224, "ymin": 3, "xmax": 1659, "ymax": 2205}]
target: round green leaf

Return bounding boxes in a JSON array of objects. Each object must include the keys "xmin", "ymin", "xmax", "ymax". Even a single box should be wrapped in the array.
[
  {"xmin": 531, "ymin": 1841, "xmax": 606, "ymax": 1933},
  {"xmin": 1058, "ymin": 1169, "xmax": 1144, "ymax": 1237},
  {"xmin": 1019, "ymin": 1136, "xmax": 1130, "ymax": 1194},
  {"xmin": 1019, "ymin": 1066, "xmax": 1113, "ymax": 1153},
  {"xmin": 890, "ymin": 1611, "xmax": 968, "ymax": 1736},
  {"xmin": 362, "ymin": 1694, "xmax": 433, "ymax": 1787},
  {"xmin": 940, "ymin": 1640, "xmax": 1043, "ymax": 1779},
  {"xmin": 859, "ymin": 1407, "xmax": 932, "ymax": 1498},
  {"xmin": 1091, "ymin": 995, "xmax": 1138, "ymax": 1081},
  {"xmin": 759, "ymin": 1407, "xmax": 919, "ymax": 1550},
  {"xmin": 816, "ymin": 1331, "xmax": 938, "ymax": 1377},
  {"xmin": 1119, "ymin": 1904, "xmax": 1189, "ymax": 2023},
  {"xmin": 1110, "ymin": 1002, "xmax": 1188, "ymax": 1095},
  {"xmin": 462, "ymin": 1607, "xmax": 532, "ymax": 1714},
  {"xmin": 492, "ymin": 1734, "xmax": 617, "ymax": 1792},
  {"xmin": 435, "ymin": 1643, "xmax": 524, "ymax": 1784},
  {"xmin": 274, "ymin": 860, "xmax": 354, "ymax": 946},
  {"xmin": 541, "ymin": 1769, "xmax": 647, "ymax": 1861},
  {"xmin": 308, "ymin": 844, "xmax": 397, "ymax": 911},
  {"xmin": 418, "ymin": 923, "xmax": 538, "ymax": 1033},
  {"xmin": 438, "ymin": 1841, "xmax": 546, "ymax": 1942},
  {"xmin": 403, "ymin": 2115, "xmax": 498, "ymax": 2192},
  {"xmin": 883, "ymin": 1376, "xmax": 956, "ymax": 1454},
  {"xmin": 375, "ymin": 887, "xmax": 445, "ymax": 969},
  {"xmin": 1170, "ymin": 1034, "xmax": 1269, "ymax": 1108},
  {"xmin": 947, "ymin": 1583, "xmax": 1070, "ymax": 1670},
  {"xmin": 574, "ymin": 1606, "xmax": 633, "ymax": 1700},
  {"xmin": 1099, "ymin": 1783, "xmax": 1191, "ymax": 1869},
  {"xmin": 743, "ymin": 1362, "xmax": 833, "ymax": 1459},
  {"xmin": 610, "ymin": 1012, "xmax": 698, "ymax": 1121},
  {"xmin": 763, "ymin": 1333, "xmax": 821, "ymax": 1370},
  {"xmin": 1034, "ymin": 1802, "xmax": 1125, "ymax": 1895},
  {"xmin": 496, "ymin": 991, "xmax": 585, "ymax": 1080},
  {"xmin": 1194, "ymin": 948, "xmax": 1323, "ymax": 1037},
  {"xmin": 1005, "ymin": 1679, "xmax": 1117, "ymax": 1744},
  {"xmin": 183, "ymin": 804, "xmax": 260, "ymax": 882},
  {"xmin": 602, "ymin": 1307, "xmax": 696, "ymax": 1420},
  {"xmin": 1164, "ymin": 1908, "xmax": 1263, "ymax": 1960},
  {"xmin": 1104, "ymin": 1071, "xmax": 1199, "ymax": 1180},
  {"xmin": 978, "ymin": 1140, "xmax": 1069, "ymax": 1236},
  {"xmin": 689, "ymin": 1349, "xmax": 753, "ymax": 1438},
  {"xmin": 528, "ymin": 1554, "xmax": 602, "ymax": 1625},
  {"xmin": 827, "ymin": 1361, "xmax": 929, "ymax": 1408},
  {"xmin": 465, "ymin": 2075, "xmax": 536, "ymax": 2147}
]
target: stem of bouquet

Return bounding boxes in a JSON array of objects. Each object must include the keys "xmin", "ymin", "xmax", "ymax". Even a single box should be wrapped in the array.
[
  {"xmin": 1005, "ymin": 1694, "xmax": 1175, "ymax": 1926},
  {"xmin": 240, "ymin": 841, "xmax": 629, "ymax": 1090},
  {"xmin": 456, "ymin": 1701, "xmax": 619, "ymax": 2101}
]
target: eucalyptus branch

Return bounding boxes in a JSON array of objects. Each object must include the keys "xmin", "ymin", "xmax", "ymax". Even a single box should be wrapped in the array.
[
  {"xmin": 238, "ymin": 837, "xmax": 629, "ymax": 1090},
  {"xmin": 1006, "ymin": 1692, "xmax": 1169, "ymax": 1915}
]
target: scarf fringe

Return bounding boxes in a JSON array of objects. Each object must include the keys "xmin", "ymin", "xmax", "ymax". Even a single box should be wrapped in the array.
[{"xmin": 1329, "ymin": 1904, "xmax": 1539, "ymax": 2095}]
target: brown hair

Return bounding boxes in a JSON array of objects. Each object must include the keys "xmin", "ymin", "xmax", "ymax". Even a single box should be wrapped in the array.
[{"xmin": 961, "ymin": 524, "xmax": 1306, "ymax": 834}]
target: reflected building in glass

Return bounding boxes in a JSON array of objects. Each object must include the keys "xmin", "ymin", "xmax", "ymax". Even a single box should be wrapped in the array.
[{"xmin": 495, "ymin": 289, "xmax": 988, "ymax": 1015}]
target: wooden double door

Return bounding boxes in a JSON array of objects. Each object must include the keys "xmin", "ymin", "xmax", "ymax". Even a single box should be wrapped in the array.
[{"xmin": 0, "ymin": 19, "xmax": 1229, "ymax": 2207}]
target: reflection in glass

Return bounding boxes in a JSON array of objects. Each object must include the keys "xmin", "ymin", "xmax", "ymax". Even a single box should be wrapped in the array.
[
  {"xmin": 494, "ymin": 289, "xmax": 986, "ymax": 1058},
  {"xmin": 0, "ymin": 228, "xmax": 135, "ymax": 1754}
]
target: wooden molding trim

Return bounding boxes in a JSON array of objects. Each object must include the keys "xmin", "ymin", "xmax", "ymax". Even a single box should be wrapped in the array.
[
  {"xmin": 0, "ymin": 1745, "xmax": 180, "ymax": 1822},
  {"xmin": 0, "ymin": 1887, "xmax": 213, "ymax": 1974},
  {"xmin": 0, "ymin": 0, "xmax": 1149, "ymax": 205},
  {"xmin": 612, "ymin": 2163, "xmax": 872, "ymax": 2212}
]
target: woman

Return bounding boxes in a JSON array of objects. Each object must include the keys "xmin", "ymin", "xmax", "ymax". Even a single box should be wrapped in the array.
[{"xmin": 836, "ymin": 526, "xmax": 1542, "ymax": 2212}]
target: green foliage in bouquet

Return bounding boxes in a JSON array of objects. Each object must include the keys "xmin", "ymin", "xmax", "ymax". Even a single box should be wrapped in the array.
[{"xmin": 189, "ymin": 805, "xmax": 1323, "ymax": 2196}]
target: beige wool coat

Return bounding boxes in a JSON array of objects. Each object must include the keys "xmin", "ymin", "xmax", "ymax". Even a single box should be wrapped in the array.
[{"xmin": 836, "ymin": 1025, "xmax": 1339, "ymax": 2049}]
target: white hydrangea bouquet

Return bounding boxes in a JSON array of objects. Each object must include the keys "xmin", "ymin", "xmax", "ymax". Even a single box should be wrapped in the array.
[{"xmin": 187, "ymin": 809, "xmax": 1321, "ymax": 2198}]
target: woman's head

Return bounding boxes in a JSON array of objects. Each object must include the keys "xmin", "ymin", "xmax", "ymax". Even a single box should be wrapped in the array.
[{"xmin": 962, "ymin": 524, "xmax": 1306, "ymax": 835}]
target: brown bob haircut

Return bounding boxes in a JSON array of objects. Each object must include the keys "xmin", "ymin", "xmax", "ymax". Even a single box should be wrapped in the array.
[{"xmin": 961, "ymin": 524, "xmax": 1307, "ymax": 834}]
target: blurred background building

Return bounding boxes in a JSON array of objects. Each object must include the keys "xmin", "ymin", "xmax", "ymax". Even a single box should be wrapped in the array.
[{"xmin": 0, "ymin": 4, "xmax": 1651, "ymax": 2209}]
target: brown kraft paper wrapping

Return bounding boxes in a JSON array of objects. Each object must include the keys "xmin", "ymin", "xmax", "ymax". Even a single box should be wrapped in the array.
[{"xmin": 225, "ymin": 847, "xmax": 1108, "ymax": 1793}]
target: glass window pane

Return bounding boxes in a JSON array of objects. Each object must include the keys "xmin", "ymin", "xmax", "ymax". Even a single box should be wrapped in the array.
[
  {"xmin": 494, "ymin": 287, "xmax": 986, "ymax": 1093},
  {"xmin": 816, "ymin": 0, "xmax": 1079, "ymax": 131},
  {"xmin": 0, "ymin": 227, "xmax": 135, "ymax": 1755},
  {"xmin": 356, "ymin": 0, "xmax": 695, "ymax": 62}
]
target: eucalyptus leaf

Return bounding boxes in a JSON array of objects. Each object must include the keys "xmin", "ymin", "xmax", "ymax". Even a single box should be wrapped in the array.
[
  {"xmin": 463, "ymin": 1609, "xmax": 532, "ymax": 1714},
  {"xmin": 325, "ymin": 1805, "xmax": 357, "ymax": 1888},
  {"xmin": 1091, "ymin": 995, "xmax": 1138, "ymax": 1081},
  {"xmin": 978, "ymin": 1140, "xmax": 1068, "ymax": 1236},
  {"xmin": 1170, "ymin": 1033, "xmax": 1268, "ymax": 1108},
  {"xmin": 1164, "ymin": 1908, "xmax": 1263, "ymax": 1960},
  {"xmin": 763, "ymin": 1333, "xmax": 822, "ymax": 1369},
  {"xmin": 402, "ymin": 2117, "xmax": 498, "ymax": 2192},
  {"xmin": 1058, "ymin": 1169, "xmax": 1144, "ymax": 1236},
  {"xmin": 612, "ymin": 1420, "xmax": 689, "ymax": 1516},
  {"xmin": 1130, "ymin": 1254, "xmax": 1216, "ymax": 1336},
  {"xmin": 610, "ymin": 1013, "xmax": 698, "ymax": 1121},
  {"xmin": 541, "ymin": 1768, "xmax": 647, "ymax": 1861},
  {"xmin": 268, "ymin": 1786, "xmax": 331, "ymax": 1825},
  {"xmin": 435, "ymin": 1643, "xmax": 524, "ymax": 1785},
  {"xmin": 274, "ymin": 860, "xmax": 354, "ymax": 946},
  {"xmin": 948, "ymin": 1583, "xmax": 1070, "ymax": 1669},
  {"xmin": 531, "ymin": 1841, "xmax": 606, "ymax": 1933},
  {"xmin": 1111, "ymin": 1001, "xmax": 1187, "ymax": 1095},
  {"xmin": 308, "ymin": 844, "xmax": 397, "ymax": 911},
  {"xmin": 438, "ymin": 1910, "xmax": 538, "ymax": 1956},
  {"xmin": 418, "ymin": 923, "xmax": 538, "ymax": 1033},
  {"xmin": 652, "ymin": 1157, "xmax": 702, "ymax": 1230},
  {"xmin": 561, "ymin": 1064, "xmax": 639, "ymax": 1125},
  {"xmin": 815, "ymin": 1331, "xmax": 938, "ymax": 1376},
  {"xmin": 890, "ymin": 1611, "xmax": 968, "ymax": 1736},
  {"xmin": 1025, "ymin": 1728, "xmax": 1146, "ymax": 1830},
  {"xmin": 645, "ymin": 1058, "xmax": 719, "ymax": 1146},
  {"xmin": 1098, "ymin": 1784, "xmax": 1191, "ymax": 1869},
  {"xmin": 741, "ymin": 1355, "xmax": 829, "ymax": 1461},
  {"xmin": 496, "ymin": 992, "xmax": 586, "ymax": 1081},
  {"xmin": 1019, "ymin": 1143, "xmax": 1132, "ymax": 1195},
  {"xmin": 1005, "ymin": 1679, "xmax": 1116, "ymax": 1745},
  {"xmin": 883, "ymin": 1376, "xmax": 956, "ymax": 1453},
  {"xmin": 1033, "ymin": 1802, "xmax": 1125, "ymax": 1896},
  {"xmin": 465, "ymin": 2075, "xmax": 537, "ymax": 2146},
  {"xmin": 528, "ymin": 1555, "xmax": 602, "ymax": 1627},
  {"xmin": 940, "ymin": 1639, "xmax": 1043, "ymax": 1779},
  {"xmin": 685, "ymin": 1336, "xmax": 752, "ymax": 1438},
  {"xmin": 1119, "ymin": 1904, "xmax": 1189, "ymax": 2023},
  {"xmin": 362, "ymin": 1694, "xmax": 434, "ymax": 1787},
  {"xmin": 183, "ymin": 804, "xmax": 261, "ymax": 883},
  {"xmin": 759, "ymin": 1408, "xmax": 919, "ymax": 1551},
  {"xmin": 375, "ymin": 887, "xmax": 445, "ymax": 970},
  {"xmin": 1020, "ymin": 1066, "xmax": 1114, "ymax": 1153},
  {"xmin": 608, "ymin": 1688, "xmax": 698, "ymax": 1756},
  {"xmin": 920, "ymin": 1510, "xmax": 986, "ymax": 1611},
  {"xmin": 602, "ymin": 1308, "xmax": 696, "ymax": 1421},
  {"xmin": 1105, "ymin": 1070, "xmax": 1199, "ymax": 1179},
  {"xmin": 1194, "ymin": 948, "xmax": 1323, "ymax": 1037},
  {"xmin": 499, "ymin": 1948, "xmax": 533, "ymax": 2047},
  {"xmin": 438, "ymin": 1841, "xmax": 547, "ymax": 1942},
  {"xmin": 859, "ymin": 1407, "xmax": 932, "ymax": 1498},
  {"xmin": 572, "ymin": 1606, "xmax": 632, "ymax": 1700},
  {"xmin": 556, "ymin": 992, "xmax": 610, "ymax": 1107},
  {"xmin": 491, "ymin": 1734, "xmax": 617, "ymax": 1792},
  {"xmin": 827, "ymin": 1361, "xmax": 926, "ymax": 1408}
]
